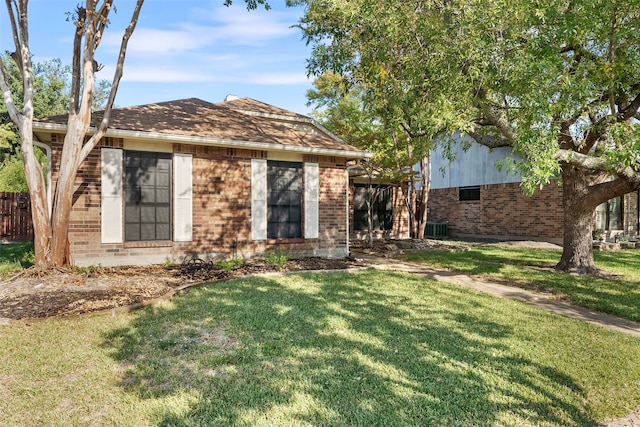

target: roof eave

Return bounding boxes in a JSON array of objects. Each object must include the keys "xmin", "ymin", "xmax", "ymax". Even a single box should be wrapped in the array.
[{"xmin": 34, "ymin": 122, "xmax": 372, "ymax": 160}]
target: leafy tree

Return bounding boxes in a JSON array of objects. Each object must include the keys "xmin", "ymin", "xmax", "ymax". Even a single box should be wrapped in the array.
[
  {"xmin": 299, "ymin": 0, "xmax": 640, "ymax": 273},
  {"xmin": 307, "ymin": 71, "xmax": 434, "ymax": 239},
  {"xmin": 0, "ymin": 54, "xmax": 111, "ymax": 187},
  {"xmin": 1, "ymin": 0, "xmax": 303, "ymax": 268},
  {"xmin": 308, "ymin": 73, "xmax": 391, "ymax": 244},
  {"xmin": 0, "ymin": 155, "xmax": 29, "ymax": 192},
  {"xmin": 1, "ymin": 56, "xmax": 69, "ymax": 122},
  {"xmin": 0, "ymin": 0, "xmax": 144, "ymax": 268}
]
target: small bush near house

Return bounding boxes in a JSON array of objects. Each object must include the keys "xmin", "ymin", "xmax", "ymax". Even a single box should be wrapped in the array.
[
  {"xmin": 264, "ymin": 249, "xmax": 289, "ymax": 270},
  {"xmin": 0, "ymin": 156, "xmax": 29, "ymax": 193},
  {"xmin": 214, "ymin": 258, "xmax": 243, "ymax": 272}
]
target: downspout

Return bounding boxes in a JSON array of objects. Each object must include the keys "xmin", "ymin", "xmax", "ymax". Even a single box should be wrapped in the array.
[
  {"xmin": 33, "ymin": 140, "xmax": 52, "ymax": 218},
  {"xmin": 345, "ymin": 167, "xmax": 350, "ymax": 256}
]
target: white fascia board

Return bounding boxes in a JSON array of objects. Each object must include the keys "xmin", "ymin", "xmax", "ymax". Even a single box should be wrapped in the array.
[{"xmin": 34, "ymin": 122, "xmax": 371, "ymax": 160}]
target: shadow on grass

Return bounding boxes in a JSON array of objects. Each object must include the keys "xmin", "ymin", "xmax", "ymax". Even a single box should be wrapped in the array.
[
  {"xmin": 405, "ymin": 248, "xmax": 640, "ymax": 322},
  {"xmin": 102, "ymin": 271, "xmax": 594, "ymax": 426},
  {"xmin": 404, "ymin": 247, "xmax": 561, "ymax": 276}
]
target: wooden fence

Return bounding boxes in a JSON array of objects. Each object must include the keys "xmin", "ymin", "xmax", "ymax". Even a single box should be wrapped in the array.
[{"xmin": 0, "ymin": 192, "xmax": 33, "ymax": 243}]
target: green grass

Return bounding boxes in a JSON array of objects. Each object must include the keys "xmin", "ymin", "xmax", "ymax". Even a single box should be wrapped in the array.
[
  {"xmin": 1, "ymin": 270, "xmax": 639, "ymax": 426},
  {"xmin": 403, "ymin": 244, "xmax": 640, "ymax": 322},
  {"xmin": 0, "ymin": 241, "xmax": 33, "ymax": 275}
]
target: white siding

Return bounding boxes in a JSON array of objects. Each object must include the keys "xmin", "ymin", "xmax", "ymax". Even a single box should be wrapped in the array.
[
  {"xmin": 304, "ymin": 162, "xmax": 319, "ymax": 239},
  {"xmin": 251, "ymin": 159, "xmax": 267, "ymax": 240},
  {"xmin": 430, "ymin": 132, "xmax": 523, "ymax": 189},
  {"xmin": 101, "ymin": 148, "xmax": 123, "ymax": 243},
  {"xmin": 173, "ymin": 153, "xmax": 193, "ymax": 242}
]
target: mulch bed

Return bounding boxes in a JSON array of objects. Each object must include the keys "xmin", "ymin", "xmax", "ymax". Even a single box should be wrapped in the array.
[
  {"xmin": 0, "ymin": 256, "xmax": 368, "ymax": 320},
  {"xmin": 0, "ymin": 239, "xmax": 467, "ymax": 320}
]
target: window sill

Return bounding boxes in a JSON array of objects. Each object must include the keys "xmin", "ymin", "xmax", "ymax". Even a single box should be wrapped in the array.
[
  {"xmin": 266, "ymin": 238, "xmax": 305, "ymax": 244},
  {"xmin": 123, "ymin": 241, "xmax": 174, "ymax": 249}
]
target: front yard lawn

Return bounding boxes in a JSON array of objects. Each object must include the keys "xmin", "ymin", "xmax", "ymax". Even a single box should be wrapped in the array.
[
  {"xmin": 404, "ymin": 245, "xmax": 640, "ymax": 322},
  {"xmin": 1, "ymin": 270, "xmax": 639, "ymax": 426},
  {"xmin": 0, "ymin": 242, "xmax": 33, "ymax": 276}
]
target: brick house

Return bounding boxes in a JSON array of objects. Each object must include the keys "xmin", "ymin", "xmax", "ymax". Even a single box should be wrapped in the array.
[
  {"xmin": 426, "ymin": 134, "xmax": 640, "ymax": 244},
  {"xmin": 33, "ymin": 97, "xmax": 369, "ymax": 267}
]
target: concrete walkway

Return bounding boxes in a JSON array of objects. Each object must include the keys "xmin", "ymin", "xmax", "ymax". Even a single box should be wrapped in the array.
[{"xmin": 360, "ymin": 256, "xmax": 640, "ymax": 338}]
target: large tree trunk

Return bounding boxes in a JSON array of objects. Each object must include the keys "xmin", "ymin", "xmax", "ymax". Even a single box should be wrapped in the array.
[
  {"xmin": 556, "ymin": 204, "xmax": 598, "ymax": 274},
  {"xmin": 414, "ymin": 155, "xmax": 431, "ymax": 239},
  {"xmin": 556, "ymin": 164, "xmax": 599, "ymax": 273},
  {"xmin": 49, "ymin": 116, "xmax": 88, "ymax": 266},
  {"xmin": 556, "ymin": 162, "xmax": 639, "ymax": 274},
  {"xmin": 20, "ymin": 124, "xmax": 52, "ymax": 268}
]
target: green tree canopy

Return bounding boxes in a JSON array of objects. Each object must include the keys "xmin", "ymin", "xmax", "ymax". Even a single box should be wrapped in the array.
[
  {"xmin": 299, "ymin": 0, "xmax": 640, "ymax": 273},
  {"xmin": 307, "ymin": 72, "xmax": 435, "ymax": 238},
  {"xmin": 307, "ymin": 73, "xmax": 394, "ymax": 175},
  {"xmin": 0, "ymin": 54, "xmax": 111, "ymax": 191}
]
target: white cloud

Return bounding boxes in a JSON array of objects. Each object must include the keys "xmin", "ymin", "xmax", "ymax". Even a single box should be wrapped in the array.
[
  {"xmin": 244, "ymin": 72, "xmax": 311, "ymax": 85},
  {"xmin": 102, "ymin": 4, "xmax": 299, "ymax": 57},
  {"xmin": 125, "ymin": 28, "xmax": 215, "ymax": 55},
  {"xmin": 103, "ymin": 64, "xmax": 211, "ymax": 83},
  {"xmin": 107, "ymin": 60, "xmax": 310, "ymax": 86},
  {"xmin": 198, "ymin": 5, "xmax": 298, "ymax": 45},
  {"xmin": 96, "ymin": 3, "xmax": 309, "ymax": 87}
]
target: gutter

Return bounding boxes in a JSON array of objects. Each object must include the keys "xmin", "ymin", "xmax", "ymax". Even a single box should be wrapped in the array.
[{"xmin": 33, "ymin": 122, "xmax": 371, "ymax": 160}]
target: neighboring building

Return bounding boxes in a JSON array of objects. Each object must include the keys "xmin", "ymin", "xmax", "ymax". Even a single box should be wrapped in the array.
[
  {"xmin": 427, "ymin": 133, "xmax": 639, "ymax": 244},
  {"xmin": 33, "ymin": 97, "xmax": 369, "ymax": 266}
]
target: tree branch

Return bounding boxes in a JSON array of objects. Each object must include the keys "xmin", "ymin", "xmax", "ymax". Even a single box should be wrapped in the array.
[
  {"xmin": 479, "ymin": 104, "xmax": 518, "ymax": 143},
  {"xmin": 555, "ymin": 149, "xmax": 640, "ymax": 187},
  {"xmin": 617, "ymin": 89, "xmax": 640, "ymax": 122},
  {"xmin": 92, "ymin": 0, "xmax": 112, "ymax": 49},
  {"xmin": 467, "ymin": 128, "xmax": 512, "ymax": 148},
  {"xmin": 0, "ymin": 0, "xmax": 21, "ymax": 125},
  {"xmin": 400, "ymin": 121, "xmax": 430, "ymax": 139},
  {"xmin": 473, "ymin": 86, "xmax": 518, "ymax": 143},
  {"xmin": 5, "ymin": 0, "xmax": 23, "ymax": 71},
  {"xmin": 69, "ymin": 6, "xmax": 86, "ymax": 115},
  {"xmin": 579, "ymin": 82, "xmax": 640, "ymax": 154},
  {"xmin": 79, "ymin": 0, "xmax": 145, "ymax": 165}
]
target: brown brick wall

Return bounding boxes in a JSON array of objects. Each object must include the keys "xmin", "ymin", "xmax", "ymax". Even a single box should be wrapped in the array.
[
  {"xmin": 49, "ymin": 135, "xmax": 351, "ymax": 266},
  {"xmin": 428, "ymin": 182, "xmax": 565, "ymax": 243}
]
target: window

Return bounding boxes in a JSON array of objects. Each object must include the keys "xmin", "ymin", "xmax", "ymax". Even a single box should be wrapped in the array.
[
  {"xmin": 459, "ymin": 186, "xmax": 480, "ymax": 201},
  {"xmin": 124, "ymin": 151, "xmax": 171, "ymax": 241},
  {"xmin": 267, "ymin": 161, "xmax": 302, "ymax": 239},
  {"xmin": 595, "ymin": 197, "xmax": 622, "ymax": 231},
  {"xmin": 353, "ymin": 184, "xmax": 393, "ymax": 231}
]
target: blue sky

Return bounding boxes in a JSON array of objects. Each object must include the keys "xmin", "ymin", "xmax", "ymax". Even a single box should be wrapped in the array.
[{"xmin": 1, "ymin": 0, "xmax": 316, "ymax": 115}]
